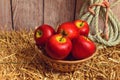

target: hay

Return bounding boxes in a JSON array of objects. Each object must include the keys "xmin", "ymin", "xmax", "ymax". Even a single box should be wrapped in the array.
[{"xmin": 0, "ymin": 29, "xmax": 120, "ymax": 80}]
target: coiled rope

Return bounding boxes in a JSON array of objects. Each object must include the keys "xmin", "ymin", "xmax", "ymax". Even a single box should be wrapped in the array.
[{"xmin": 78, "ymin": 0, "xmax": 120, "ymax": 46}]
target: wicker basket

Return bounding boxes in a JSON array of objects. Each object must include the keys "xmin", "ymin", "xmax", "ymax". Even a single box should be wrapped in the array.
[{"xmin": 37, "ymin": 46, "xmax": 98, "ymax": 72}]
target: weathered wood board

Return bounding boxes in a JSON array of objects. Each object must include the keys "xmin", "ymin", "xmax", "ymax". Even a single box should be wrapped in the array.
[
  {"xmin": 44, "ymin": 0, "xmax": 76, "ymax": 29},
  {"xmin": 12, "ymin": 0, "xmax": 43, "ymax": 30},
  {"xmin": 0, "ymin": 0, "xmax": 120, "ymax": 30},
  {"xmin": 75, "ymin": 0, "xmax": 84, "ymax": 19},
  {"xmin": 0, "ymin": 0, "xmax": 12, "ymax": 30}
]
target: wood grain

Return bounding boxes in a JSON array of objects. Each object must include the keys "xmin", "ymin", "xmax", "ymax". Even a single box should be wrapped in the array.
[
  {"xmin": 0, "ymin": 0, "xmax": 119, "ymax": 31},
  {"xmin": 12, "ymin": 0, "xmax": 43, "ymax": 30},
  {"xmin": 75, "ymin": 0, "xmax": 84, "ymax": 19},
  {"xmin": 44, "ymin": 0, "xmax": 76, "ymax": 29},
  {"xmin": 0, "ymin": 0, "xmax": 12, "ymax": 30}
]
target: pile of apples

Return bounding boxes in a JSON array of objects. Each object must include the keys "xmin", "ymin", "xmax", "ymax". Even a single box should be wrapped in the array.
[{"xmin": 34, "ymin": 20, "xmax": 96, "ymax": 60}]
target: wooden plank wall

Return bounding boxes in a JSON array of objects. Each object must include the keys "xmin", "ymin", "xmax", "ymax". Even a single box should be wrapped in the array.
[
  {"xmin": 0, "ymin": 0, "xmax": 12, "ymax": 30},
  {"xmin": 12, "ymin": 0, "xmax": 43, "ymax": 30},
  {"xmin": 0, "ymin": 0, "xmax": 120, "ymax": 30},
  {"xmin": 44, "ymin": 0, "xmax": 76, "ymax": 29}
]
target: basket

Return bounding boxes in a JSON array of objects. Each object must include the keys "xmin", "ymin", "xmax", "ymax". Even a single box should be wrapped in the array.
[{"xmin": 37, "ymin": 46, "xmax": 98, "ymax": 72}]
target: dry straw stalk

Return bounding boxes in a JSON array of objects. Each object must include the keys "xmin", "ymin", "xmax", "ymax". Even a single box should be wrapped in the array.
[{"xmin": 0, "ymin": 29, "xmax": 120, "ymax": 80}]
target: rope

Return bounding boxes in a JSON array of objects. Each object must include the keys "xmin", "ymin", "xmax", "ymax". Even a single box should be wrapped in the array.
[
  {"xmin": 88, "ymin": 0, "xmax": 110, "ymax": 40},
  {"xmin": 78, "ymin": 0, "xmax": 120, "ymax": 46}
]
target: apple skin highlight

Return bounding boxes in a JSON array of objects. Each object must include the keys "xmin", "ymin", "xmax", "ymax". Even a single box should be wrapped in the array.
[
  {"xmin": 72, "ymin": 35, "xmax": 96, "ymax": 59},
  {"xmin": 45, "ymin": 34, "xmax": 72, "ymax": 60},
  {"xmin": 57, "ymin": 22, "xmax": 79, "ymax": 40},
  {"xmin": 34, "ymin": 24, "xmax": 55, "ymax": 47},
  {"xmin": 74, "ymin": 19, "xmax": 89, "ymax": 36}
]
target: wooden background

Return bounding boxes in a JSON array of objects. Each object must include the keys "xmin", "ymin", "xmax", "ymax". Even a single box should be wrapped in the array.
[{"xmin": 0, "ymin": 0, "xmax": 120, "ymax": 30}]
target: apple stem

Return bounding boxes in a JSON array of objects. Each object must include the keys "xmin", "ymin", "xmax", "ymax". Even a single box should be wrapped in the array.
[
  {"xmin": 59, "ymin": 30, "xmax": 67, "ymax": 41},
  {"xmin": 39, "ymin": 31, "xmax": 42, "ymax": 35},
  {"xmin": 59, "ymin": 36, "xmax": 64, "ymax": 41},
  {"xmin": 80, "ymin": 21, "xmax": 84, "ymax": 26},
  {"xmin": 62, "ymin": 30, "xmax": 67, "ymax": 36}
]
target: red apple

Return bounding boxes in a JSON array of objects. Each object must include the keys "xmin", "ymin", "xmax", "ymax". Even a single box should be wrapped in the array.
[
  {"xmin": 72, "ymin": 35, "xmax": 96, "ymax": 59},
  {"xmin": 57, "ymin": 22, "xmax": 79, "ymax": 40},
  {"xmin": 34, "ymin": 24, "xmax": 55, "ymax": 47},
  {"xmin": 74, "ymin": 19, "xmax": 89, "ymax": 36},
  {"xmin": 45, "ymin": 34, "xmax": 72, "ymax": 60}
]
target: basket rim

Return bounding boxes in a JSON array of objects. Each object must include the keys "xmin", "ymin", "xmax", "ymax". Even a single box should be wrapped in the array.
[{"xmin": 37, "ymin": 47, "xmax": 98, "ymax": 64}]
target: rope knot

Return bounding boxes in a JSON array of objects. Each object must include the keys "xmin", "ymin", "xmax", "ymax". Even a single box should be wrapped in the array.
[
  {"xmin": 88, "ymin": 0, "xmax": 110, "ymax": 40},
  {"xmin": 102, "ymin": 0, "xmax": 110, "ymax": 8}
]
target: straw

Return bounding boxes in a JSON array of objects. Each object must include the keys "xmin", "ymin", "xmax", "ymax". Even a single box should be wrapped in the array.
[{"xmin": 0, "ymin": 29, "xmax": 119, "ymax": 80}]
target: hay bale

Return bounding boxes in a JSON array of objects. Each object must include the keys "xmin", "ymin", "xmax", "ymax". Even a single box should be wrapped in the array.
[{"xmin": 0, "ymin": 29, "xmax": 119, "ymax": 80}]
